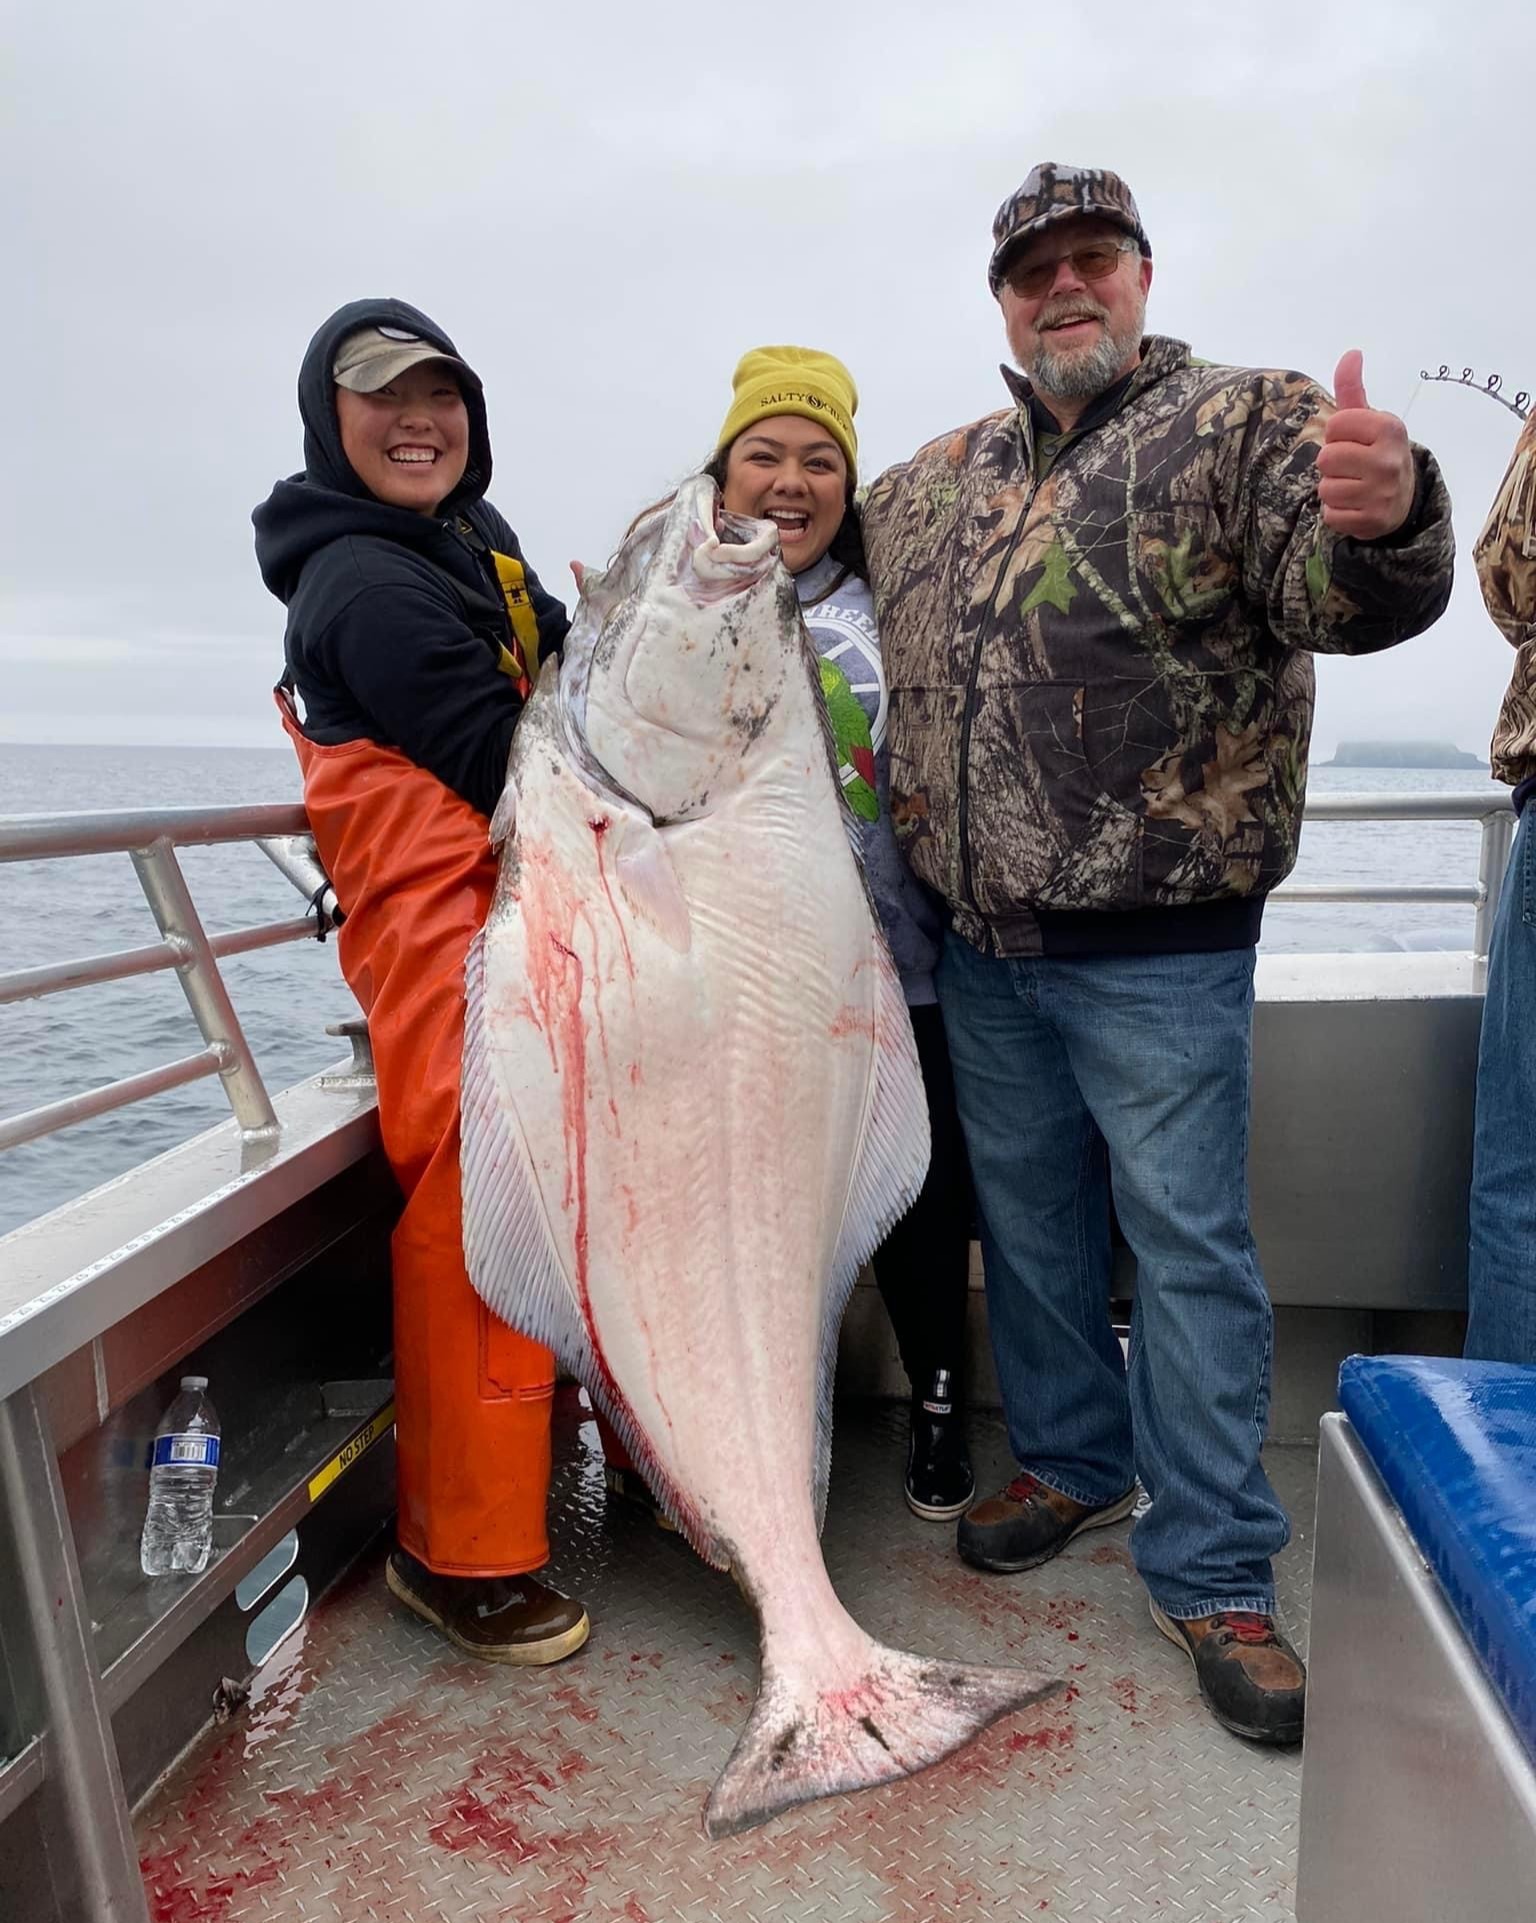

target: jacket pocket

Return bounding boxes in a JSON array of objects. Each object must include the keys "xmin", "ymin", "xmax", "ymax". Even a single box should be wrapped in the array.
[
  {"xmin": 966, "ymin": 678, "xmax": 1149, "ymax": 910},
  {"xmin": 886, "ymin": 685, "xmax": 967, "ymax": 903}
]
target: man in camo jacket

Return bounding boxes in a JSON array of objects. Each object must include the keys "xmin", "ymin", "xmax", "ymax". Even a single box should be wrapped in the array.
[
  {"xmin": 1467, "ymin": 410, "xmax": 1536, "ymax": 1364},
  {"xmin": 861, "ymin": 161, "xmax": 1455, "ymax": 1746}
]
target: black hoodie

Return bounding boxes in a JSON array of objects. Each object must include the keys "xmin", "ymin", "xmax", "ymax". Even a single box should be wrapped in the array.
[{"xmin": 252, "ymin": 297, "xmax": 568, "ymax": 817}]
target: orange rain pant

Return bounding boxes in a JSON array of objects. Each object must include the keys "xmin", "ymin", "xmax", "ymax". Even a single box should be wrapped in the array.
[{"xmin": 278, "ymin": 694, "xmax": 553, "ymax": 1576}]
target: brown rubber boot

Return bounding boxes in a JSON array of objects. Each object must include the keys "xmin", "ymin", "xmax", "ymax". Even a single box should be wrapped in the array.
[
  {"xmin": 1150, "ymin": 1601, "xmax": 1306, "ymax": 1746},
  {"xmin": 386, "ymin": 1548, "xmax": 590, "ymax": 1665}
]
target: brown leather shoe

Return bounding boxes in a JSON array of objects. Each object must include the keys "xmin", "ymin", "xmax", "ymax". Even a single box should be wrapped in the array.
[
  {"xmin": 386, "ymin": 1549, "xmax": 590, "ymax": 1666},
  {"xmin": 957, "ymin": 1472, "xmax": 1138, "ymax": 1572},
  {"xmin": 1150, "ymin": 1601, "xmax": 1306, "ymax": 1746}
]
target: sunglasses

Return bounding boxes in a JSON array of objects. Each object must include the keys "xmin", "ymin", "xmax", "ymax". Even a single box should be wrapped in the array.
[{"xmin": 1000, "ymin": 237, "xmax": 1136, "ymax": 300}]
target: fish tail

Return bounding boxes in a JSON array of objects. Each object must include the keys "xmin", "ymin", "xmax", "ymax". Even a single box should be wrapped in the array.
[{"xmin": 703, "ymin": 1638, "xmax": 1062, "ymax": 1838}]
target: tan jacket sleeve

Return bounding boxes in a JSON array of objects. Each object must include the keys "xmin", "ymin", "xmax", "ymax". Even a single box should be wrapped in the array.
[
  {"xmin": 1477, "ymin": 414, "xmax": 1536, "ymax": 787},
  {"xmin": 1475, "ymin": 414, "xmax": 1536, "ymax": 644}
]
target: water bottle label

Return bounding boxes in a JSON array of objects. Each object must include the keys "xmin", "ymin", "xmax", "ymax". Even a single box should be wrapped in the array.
[{"xmin": 152, "ymin": 1433, "xmax": 221, "ymax": 1469}]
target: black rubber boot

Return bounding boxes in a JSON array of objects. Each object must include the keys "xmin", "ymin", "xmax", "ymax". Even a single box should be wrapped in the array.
[{"xmin": 904, "ymin": 1369, "xmax": 975, "ymax": 1521}]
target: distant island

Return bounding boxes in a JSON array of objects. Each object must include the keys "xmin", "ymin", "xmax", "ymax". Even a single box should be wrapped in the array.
[{"xmin": 1325, "ymin": 740, "xmax": 1486, "ymax": 769}]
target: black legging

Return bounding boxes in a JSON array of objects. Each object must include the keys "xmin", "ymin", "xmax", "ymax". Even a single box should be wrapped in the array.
[{"xmin": 871, "ymin": 1001, "xmax": 974, "ymax": 1393}]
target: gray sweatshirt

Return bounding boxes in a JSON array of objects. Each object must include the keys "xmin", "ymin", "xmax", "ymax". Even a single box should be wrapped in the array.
[{"xmin": 795, "ymin": 555, "xmax": 944, "ymax": 1006}]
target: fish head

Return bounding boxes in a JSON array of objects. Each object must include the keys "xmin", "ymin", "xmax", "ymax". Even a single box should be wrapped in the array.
[{"xmin": 564, "ymin": 474, "xmax": 802, "ymax": 823}]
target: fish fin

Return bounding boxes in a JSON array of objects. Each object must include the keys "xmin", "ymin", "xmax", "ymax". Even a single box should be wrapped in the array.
[
  {"xmin": 487, "ymin": 777, "xmax": 518, "ymax": 849},
  {"xmin": 584, "ymin": 1391, "xmax": 731, "ymax": 1573},
  {"xmin": 461, "ymin": 929, "xmax": 600, "ymax": 1386},
  {"xmin": 812, "ymin": 946, "xmax": 931, "ymax": 1526},
  {"xmin": 462, "ymin": 930, "xmax": 730, "ymax": 1570},
  {"xmin": 614, "ymin": 826, "xmax": 693, "ymax": 954},
  {"xmin": 704, "ymin": 1637, "xmax": 1063, "ymax": 1838}
]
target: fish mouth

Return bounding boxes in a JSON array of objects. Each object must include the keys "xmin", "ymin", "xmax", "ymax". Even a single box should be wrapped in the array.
[{"xmin": 681, "ymin": 479, "xmax": 778, "ymax": 603}]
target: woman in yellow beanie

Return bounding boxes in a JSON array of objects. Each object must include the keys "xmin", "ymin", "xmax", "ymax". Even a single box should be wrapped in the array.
[{"xmin": 707, "ymin": 345, "xmax": 977, "ymax": 1522}]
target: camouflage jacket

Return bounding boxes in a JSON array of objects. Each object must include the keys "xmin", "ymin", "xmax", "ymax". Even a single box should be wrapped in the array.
[
  {"xmin": 1475, "ymin": 411, "xmax": 1536, "ymax": 790},
  {"xmin": 861, "ymin": 336, "xmax": 1456, "ymax": 955}
]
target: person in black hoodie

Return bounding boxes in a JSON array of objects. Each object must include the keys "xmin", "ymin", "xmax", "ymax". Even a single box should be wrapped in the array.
[{"xmin": 254, "ymin": 298, "xmax": 588, "ymax": 1664}]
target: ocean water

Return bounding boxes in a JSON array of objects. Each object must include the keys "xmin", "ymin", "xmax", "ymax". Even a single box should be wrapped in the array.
[
  {"xmin": 1, "ymin": 744, "xmax": 354, "ymax": 1239},
  {"xmin": 0, "ymin": 745, "xmax": 1501, "ymax": 1238}
]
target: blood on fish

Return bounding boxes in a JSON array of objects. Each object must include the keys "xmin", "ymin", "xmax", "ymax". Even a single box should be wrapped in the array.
[
  {"xmin": 589, "ymin": 813, "xmax": 637, "ymax": 982},
  {"xmin": 518, "ymin": 864, "xmax": 623, "ymax": 1414}
]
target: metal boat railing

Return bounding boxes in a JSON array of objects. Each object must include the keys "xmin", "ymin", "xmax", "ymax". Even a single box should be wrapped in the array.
[
  {"xmin": 0, "ymin": 789, "xmax": 1518, "ymax": 1158},
  {"xmin": 0, "ymin": 805, "xmax": 339, "ymax": 1155},
  {"xmin": 1271, "ymin": 791, "xmax": 1516, "ymax": 958}
]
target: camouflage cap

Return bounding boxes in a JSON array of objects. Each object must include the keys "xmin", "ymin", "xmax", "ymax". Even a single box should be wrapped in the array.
[{"xmin": 988, "ymin": 162, "xmax": 1150, "ymax": 294}]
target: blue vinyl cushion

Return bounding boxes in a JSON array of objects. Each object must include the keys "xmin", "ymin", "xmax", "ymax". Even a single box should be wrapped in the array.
[{"xmin": 1339, "ymin": 1354, "xmax": 1536, "ymax": 1761}]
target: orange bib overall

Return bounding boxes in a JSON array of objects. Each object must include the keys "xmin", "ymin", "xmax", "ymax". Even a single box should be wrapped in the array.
[{"xmin": 277, "ymin": 688, "xmax": 554, "ymax": 1576}]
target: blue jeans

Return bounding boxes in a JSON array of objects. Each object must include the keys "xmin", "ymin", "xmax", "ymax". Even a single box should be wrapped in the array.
[
  {"xmin": 937, "ymin": 931, "xmax": 1289, "ymax": 1618},
  {"xmin": 1467, "ymin": 805, "xmax": 1536, "ymax": 1363}
]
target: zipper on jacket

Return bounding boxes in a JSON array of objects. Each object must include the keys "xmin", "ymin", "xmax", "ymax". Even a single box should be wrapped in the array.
[
  {"xmin": 954, "ymin": 360, "xmax": 1167, "ymax": 930},
  {"xmin": 957, "ymin": 470, "xmax": 1034, "ymax": 925},
  {"xmin": 954, "ymin": 394, "xmax": 1118, "ymax": 928}
]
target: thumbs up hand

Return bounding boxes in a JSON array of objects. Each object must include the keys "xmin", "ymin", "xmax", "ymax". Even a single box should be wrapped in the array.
[{"xmin": 1315, "ymin": 350, "xmax": 1417, "ymax": 540}]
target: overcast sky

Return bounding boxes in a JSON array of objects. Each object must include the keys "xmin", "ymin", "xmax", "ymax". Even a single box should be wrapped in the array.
[{"xmin": 7, "ymin": 0, "xmax": 1534, "ymax": 762}]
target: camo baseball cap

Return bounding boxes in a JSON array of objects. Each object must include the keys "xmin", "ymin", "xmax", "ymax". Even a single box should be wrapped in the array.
[{"xmin": 987, "ymin": 162, "xmax": 1151, "ymax": 295}]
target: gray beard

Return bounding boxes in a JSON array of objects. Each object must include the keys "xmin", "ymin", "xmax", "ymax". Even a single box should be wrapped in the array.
[{"xmin": 1027, "ymin": 300, "xmax": 1146, "ymax": 402}]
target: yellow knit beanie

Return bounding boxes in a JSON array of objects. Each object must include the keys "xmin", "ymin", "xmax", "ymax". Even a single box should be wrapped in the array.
[{"xmin": 716, "ymin": 345, "xmax": 859, "ymax": 477}]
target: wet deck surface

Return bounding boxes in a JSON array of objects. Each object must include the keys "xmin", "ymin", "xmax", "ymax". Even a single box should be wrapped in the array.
[{"xmin": 135, "ymin": 1395, "xmax": 1315, "ymax": 1921}]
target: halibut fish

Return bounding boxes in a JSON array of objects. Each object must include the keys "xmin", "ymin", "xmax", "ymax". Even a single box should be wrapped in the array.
[{"xmin": 461, "ymin": 475, "xmax": 1059, "ymax": 1835}]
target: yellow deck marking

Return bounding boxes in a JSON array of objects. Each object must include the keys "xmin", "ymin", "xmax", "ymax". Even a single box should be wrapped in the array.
[{"xmin": 307, "ymin": 1402, "xmax": 395, "ymax": 1505}]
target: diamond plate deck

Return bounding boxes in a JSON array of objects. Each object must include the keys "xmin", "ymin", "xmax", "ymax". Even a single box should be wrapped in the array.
[{"xmin": 135, "ymin": 1395, "xmax": 1315, "ymax": 1922}]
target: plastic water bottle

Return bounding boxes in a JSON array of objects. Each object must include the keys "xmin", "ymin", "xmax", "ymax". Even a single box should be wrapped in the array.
[{"xmin": 140, "ymin": 1377, "xmax": 221, "ymax": 1576}]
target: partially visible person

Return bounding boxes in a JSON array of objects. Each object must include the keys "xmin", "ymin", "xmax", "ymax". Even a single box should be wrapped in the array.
[
  {"xmin": 862, "ymin": 162, "xmax": 1455, "ymax": 1744},
  {"xmin": 1466, "ymin": 407, "xmax": 1536, "ymax": 1364},
  {"xmin": 253, "ymin": 298, "xmax": 588, "ymax": 1662},
  {"xmin": 713, "ymin": 347, "xmax": 977, "ymax": 1520}
]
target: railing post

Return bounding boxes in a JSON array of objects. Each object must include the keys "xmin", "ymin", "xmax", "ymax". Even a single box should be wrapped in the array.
[
  {"xmin": 129, "ymin": 840, "xmax": 280, "ymax": 1141},
  {"xmin": 255, "ymin": 834, "xmax": 344, "ymax": 929},
  {"xmin": 1474, "ymin": 809, "xmax": 1516, "ymax": 962},
  {"xmin": 0, "ymin": 1384, "xmax": 151, "ymax": 1923}
]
